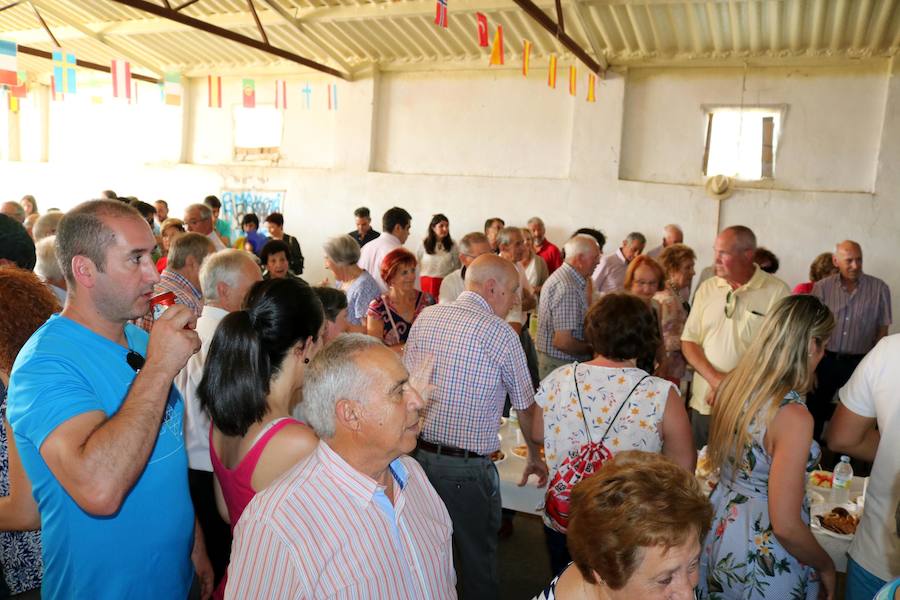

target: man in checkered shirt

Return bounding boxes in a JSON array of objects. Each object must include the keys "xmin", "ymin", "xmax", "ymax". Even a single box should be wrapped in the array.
[
  {"xmin": 405, "ymin": 254, "xmax": 548, "ymax": 600},
  {"xmin": 535, "ymin": 234, "xmax": 602, "ymax": 379}
]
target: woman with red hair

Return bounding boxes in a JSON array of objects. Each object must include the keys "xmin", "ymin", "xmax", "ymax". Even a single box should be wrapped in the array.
[{"xmin": 366, "ymin": 248, "xmax": 434, "ymax": 352}]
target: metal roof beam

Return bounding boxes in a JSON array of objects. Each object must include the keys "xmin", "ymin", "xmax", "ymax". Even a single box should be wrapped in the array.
[
  {"xmin": 29, "ymin": 0, "xmax": 165, "ymax": 77},
  {"xmin": 511, "ymin": 0, "xmax": 605, "ymax": 73},
  {"xmin": 17, "ymin": 43, "xmax": 161, "ymax": 82},
  {"xmin": 570, "ymin": 0, "xmax": 609, "ymax": 69},
  {"xmin": 260, "ymin": 0, "xmax": 353, "ymax": 77},
  {"xmin": 106, "ymin": 0, "xmax": 347, "ymax": 79}
]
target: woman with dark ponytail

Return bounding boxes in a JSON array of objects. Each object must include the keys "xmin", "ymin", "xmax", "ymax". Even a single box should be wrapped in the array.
[{"xmin": 198, "ymin": 277, "xmax": 324, "ymax": 599}]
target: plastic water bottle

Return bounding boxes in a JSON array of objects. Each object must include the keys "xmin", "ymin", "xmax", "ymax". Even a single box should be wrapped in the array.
[{"xmin": 832, "ymin": 456, "xmax": 853, "ymax": 504}]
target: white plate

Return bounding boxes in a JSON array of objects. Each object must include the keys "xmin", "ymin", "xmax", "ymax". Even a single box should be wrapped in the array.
[
  {"xmin": 807, "ymin": 491, "xmax": 825, "ymax": 507},
  {"xmin": 811, "ymin": 502, "xmax": 860, "ymax": 540},
  {"xmin": 490, "ymin": 451, "xmax": 507, "ymax": 465}
]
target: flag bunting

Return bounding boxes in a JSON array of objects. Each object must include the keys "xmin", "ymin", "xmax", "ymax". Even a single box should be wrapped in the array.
[
  {"xmin": 476, "ymin": 13, "xmax": 489, "ymax": 47},
  {"xmin": 435, "ymin": 0, "xmax": 448, "ymax": 28},
  {"xmin": 489, "ymin": 25, "xmax": 504, "ymax": 65},
  {"xmin": 242, "ymin": 78, "xmax": 255, "ymax": 108},
  {"xmin": 52, "ymin": 49, "xmax": 76, "ymax": 94},
  {"xmin": 111, "ymin": 59, "xmax": 132, "ymax": 102},
  {"xmin": 208, "ymin": 75, "xmax": 222, "ymax": 108}
]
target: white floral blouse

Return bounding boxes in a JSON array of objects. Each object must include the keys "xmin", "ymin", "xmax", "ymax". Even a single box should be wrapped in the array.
[{"xmin": 535, "ymin": 363, "xmax": 676, "ymax": 489}]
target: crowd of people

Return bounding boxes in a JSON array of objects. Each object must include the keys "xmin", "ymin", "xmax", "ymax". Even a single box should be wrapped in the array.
[{"xmin": 0, "ymin": 193, "xmax": 897, "ymax": 600}]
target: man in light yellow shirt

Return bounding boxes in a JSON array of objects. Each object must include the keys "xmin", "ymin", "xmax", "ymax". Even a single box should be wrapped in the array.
[{"xmin": 681, "ymin": 226, "xmax": 790, "ymax": 448}]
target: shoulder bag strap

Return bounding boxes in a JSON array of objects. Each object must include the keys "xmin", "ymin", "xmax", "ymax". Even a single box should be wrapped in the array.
[
  {"xmin": 382, "ymin": 294, "xmax": 401, "ymax": 341},
  {"xmin": 573, "ymin": 367, "xmax": 649, "ymax": 446},
  {"xmin": 599, "ymin": 373, "xmax": 650, "ymax": 445}
]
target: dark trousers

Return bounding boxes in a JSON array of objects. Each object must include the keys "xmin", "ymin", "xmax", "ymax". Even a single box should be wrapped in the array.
[
  {"xmin": 414, "ymin": 449, "xmax": 501, "ymax": 600},
  {"xmin": 691, "ymin": 409, "xmax": 711, "ymax": 450},
  {"xmin": 807, "ymin": 351, "xmax": 864, "ymax": 441},
  {"xmin": 188, "ymin": 469, "xmax": 232, "ymax": 587},
  {"xmin": 543, "ymin": 526, "xmax": 572, "ymax": 577}
]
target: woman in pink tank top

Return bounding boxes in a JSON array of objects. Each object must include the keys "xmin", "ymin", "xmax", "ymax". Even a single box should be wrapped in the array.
[{"xmin": 198, "ymin": 278, "xmax": 325, "ymax": 599}]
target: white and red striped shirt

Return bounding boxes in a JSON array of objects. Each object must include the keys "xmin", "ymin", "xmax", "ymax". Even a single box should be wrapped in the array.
[{"xmin": 225, "ymin": 441, "xmax": 456, "ymax": 599}]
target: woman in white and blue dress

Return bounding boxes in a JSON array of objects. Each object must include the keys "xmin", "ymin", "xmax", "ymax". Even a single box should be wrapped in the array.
[{"xmin": 699, "ymin": 295, "xmax": 837, "ymax": 600}]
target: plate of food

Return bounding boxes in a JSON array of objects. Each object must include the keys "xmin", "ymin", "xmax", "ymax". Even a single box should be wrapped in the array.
[
  {"xmin": 511, "ymin": 445, "xmax": 545, "ymax": 460},
  {"xmin": 808, "ymin": 470, "xmax": 833, "ymax": 490},
  {"xmin": 811, "ymin": 503, "xmax": 860, "ymax": 540},
  {"xmin": 490, "ymin": 450, "xmax": 506, "ymax": 464}
]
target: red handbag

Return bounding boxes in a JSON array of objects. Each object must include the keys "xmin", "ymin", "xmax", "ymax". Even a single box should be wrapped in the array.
[{"xmin": 544, "ymin": 367, "xmax": 648, "ymax": 533}]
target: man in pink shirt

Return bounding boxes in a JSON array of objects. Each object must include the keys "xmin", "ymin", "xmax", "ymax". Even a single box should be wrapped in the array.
[
  {"xmin": 528, "ymin": 216, "xmax": 563, "ymax": 273},
  {"xmin": 226, "ymin": 335, "xmax": 455, "ymax": 599}
]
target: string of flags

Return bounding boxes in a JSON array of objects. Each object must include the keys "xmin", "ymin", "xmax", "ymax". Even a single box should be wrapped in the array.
[
  {"xmin": 435, "ymin": 9, "xmax": 600, "ymax": 103},
  {"xmin": 0, "ymin": 38, "xmax": 340, "ymax": 113}
]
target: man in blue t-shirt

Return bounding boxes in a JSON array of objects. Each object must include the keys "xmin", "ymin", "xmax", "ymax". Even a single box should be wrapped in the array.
[{"xmin": 8, "ymin": 200, "xmax": 212, "ymax": 599}]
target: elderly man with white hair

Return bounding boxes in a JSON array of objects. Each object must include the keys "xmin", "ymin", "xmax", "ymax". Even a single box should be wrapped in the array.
[
  {"xmin": 226, "ymin": 334, "xmax": 456, "ymax": 599},
  {"xmin": 184, "ymin": 203, "xmax": 226, "ymax": 251},
  {"xmin": 405, "ymin": 254, "xmax": 547, "ymax": 600},
  {"xmin": 592, "ymin": 231, "xmax": 646, "ymax": 294},
  {"xmin": 536, "ymin": 234, "xmax": 601, "ymax": 379},
  {"xmin": 646, "ymin": 224, "xmax": 684, "ymax": 259},
  {"xmin": 34, "ymin": 236, "xmax": 67, "ymax": 305},
  {"xmin": 438, "ymin": 231, "xmax": 492, "ymax": 304},
  {"xmin": 527, "ymin": 216, "xmax": 562, "ymax": 273},
  {"xmin": 174, "ymin": 249, "xmax": 262, "ymax": 587}
]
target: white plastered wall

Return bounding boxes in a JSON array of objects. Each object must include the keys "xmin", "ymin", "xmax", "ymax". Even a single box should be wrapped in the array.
[{"xmin": 0, "ymin": 60, "xmax": 898, "ymax": 329}]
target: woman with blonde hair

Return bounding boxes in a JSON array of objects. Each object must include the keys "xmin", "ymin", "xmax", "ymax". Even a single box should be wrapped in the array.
[{"xmin": 699, "ymin": 294, "xmax": 837, "ymax": 600}]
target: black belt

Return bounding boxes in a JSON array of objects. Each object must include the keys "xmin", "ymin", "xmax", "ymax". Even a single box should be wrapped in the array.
[
  {"xmin": 826, "ymin": 350, "xmax": 866, "ymax": 361},
  {"xmin": 417, "ymin": 439, "xmax": 484, "ymax": 459}
]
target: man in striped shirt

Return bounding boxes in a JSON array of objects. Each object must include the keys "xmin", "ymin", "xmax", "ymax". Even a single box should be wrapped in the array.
[
  {"xmin": 809, "ymin": 240, "xmax": 891, "ymax": 441},
  {"xmin": 226, "ymin": 335, "xmax": 455, "ymax": 599},
  {"xmin": 405, "ymin": 254, "xmax": 548, "ymax": 600}
]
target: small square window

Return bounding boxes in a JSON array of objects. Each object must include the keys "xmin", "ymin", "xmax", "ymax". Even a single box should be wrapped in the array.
[
  {"xmin": 702, "ymin": 106, "xmax": 783, "ymax": 181},
  {"xmin": 233, "ymin": 105, "xmax": 282, "ymax": 160}
]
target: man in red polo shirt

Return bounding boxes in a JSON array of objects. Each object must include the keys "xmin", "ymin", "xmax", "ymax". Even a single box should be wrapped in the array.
[{"xmin": 527, "ymin": 216, "xmax": 562, "ymax": 273}]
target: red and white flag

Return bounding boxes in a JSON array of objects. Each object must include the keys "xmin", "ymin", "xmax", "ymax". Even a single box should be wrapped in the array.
[
  {"xmin": 275, "ymin": 79, "xmax": 287, "ymax": 110},
  {"xmin": 111, "ymin": 59, "xmax": 132, "ymax": 102},
  {"xmin": 476, "ymin": 13, "xmax": 489, "ymax": 47},
  {"xmin": 434, "ymin": 0, "xmax": 448, "ymax": 28}
]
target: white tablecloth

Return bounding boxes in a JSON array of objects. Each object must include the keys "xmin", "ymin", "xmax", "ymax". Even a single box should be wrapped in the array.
[
  {"xmin": 494, "ymin": 420, "xmax": 863, "ymax": 572},
  {"xmin": 496, "ymin": 421, "xmax": 545, "ymax": 515}
]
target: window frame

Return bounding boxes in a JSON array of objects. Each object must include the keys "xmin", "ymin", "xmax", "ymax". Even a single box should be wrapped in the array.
[{"xmin": 700, "ymin": 104, "xmax": 788, "ymax": 182}]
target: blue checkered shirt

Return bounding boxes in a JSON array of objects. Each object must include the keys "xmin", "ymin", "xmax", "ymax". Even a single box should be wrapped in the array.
[
  {"xmin": 536, "ymin": 262, "xmax": 591, "ymax": 361},
  {"xmin": 404, "ymin": 291, "xmax": 534, "ymax": 455}
]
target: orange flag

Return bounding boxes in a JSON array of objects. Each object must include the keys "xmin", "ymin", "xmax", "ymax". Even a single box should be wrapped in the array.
[
  {"xmin": 522, "ymin": 40, "xmax": 532, "ymax": 77},
  {"xmin": 489, "ymin": 25, "xmax": 504, "ymax": 65},
  {"xmin": 548, "ymin": 54, "xmax": 557, "ymax": 88},
  {"xmin": 587, "ymin": 72, "xmax": 596, "ymax": 102},
  {"xmin": 569, "ymin": 65, "xmax": 576, "ymax": 96}
]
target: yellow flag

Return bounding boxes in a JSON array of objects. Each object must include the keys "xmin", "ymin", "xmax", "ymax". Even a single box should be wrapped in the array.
[
  {"xmin": 548, "ymin": 54, "xmax": 557, "ymax": 88},
  {"xmin": 489, "ymin": 25, "xmax": 505, "ymax": 66},
  {"xmin": 569, "ymin": 65, "xmax": 577, "ymax": 96},
  {"xmin": 587, "ymin": 73, "xmax": 596, "ymax": 102},
  {"xmin": 522, "ymin": 40, "xmax": 532, "ymax": 77}
]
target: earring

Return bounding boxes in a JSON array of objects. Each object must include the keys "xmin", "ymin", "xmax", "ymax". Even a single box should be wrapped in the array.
[{"xmin": 304, "ymin": 358, "xmax": 310, "ymax": 364}]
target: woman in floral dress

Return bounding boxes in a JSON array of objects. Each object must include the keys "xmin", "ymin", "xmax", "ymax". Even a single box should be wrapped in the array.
[
  {"xmin": 536, "ymin": 293, "xmax": 695, "ymax": 576},
  {"xmin": 699, "ymin": 295, "xmax": 837, "ymax": 600}
]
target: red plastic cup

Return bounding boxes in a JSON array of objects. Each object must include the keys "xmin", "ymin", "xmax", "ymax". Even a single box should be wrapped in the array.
[{"xmin": 149, "ymin": 291, "xmax": 177, "ymax": 321}]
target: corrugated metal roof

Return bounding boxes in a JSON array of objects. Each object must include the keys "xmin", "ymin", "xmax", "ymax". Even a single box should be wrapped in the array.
[{"xmin": 0, "ymin": 0, "xmax": 897, "ymax": 81}]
